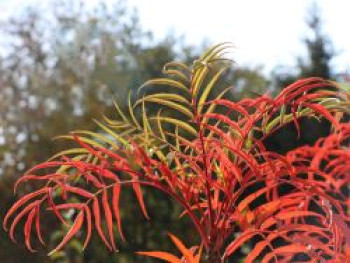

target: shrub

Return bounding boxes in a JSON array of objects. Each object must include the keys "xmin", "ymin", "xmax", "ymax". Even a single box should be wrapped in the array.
[{"xmin": 3, "ymin": 43, "xmax": 350, "ymax": 262}]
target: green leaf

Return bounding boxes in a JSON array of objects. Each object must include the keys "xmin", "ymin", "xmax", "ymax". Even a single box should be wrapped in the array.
[
  {"xmin": 151, "ymin": 116, "xmax": 197, "ymax": 136},
  {"xmin": 137, "ymin": 97, "xmax": 193, "ymax": 118},
  {"xmin": 128, "ymin": 92, "xmax": 141, "ymax": 129},
  {"xmin": 135, "ymin": 93, "xmax": 190, "ymax": 107},
  {"xmin": 139, "ymin": 78, "xmax": 190, "ymax": 94},
  {"xmin": 197, "ymin": 66, "xmax": 229, "ymax": 114},
  {"xmin": 93, "ymin": 120, "xmax": 130, "ymax": 148}
]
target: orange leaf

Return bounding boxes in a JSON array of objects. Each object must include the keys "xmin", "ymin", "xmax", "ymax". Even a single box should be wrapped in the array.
[
  {"xmin": 48, "ymin": 188, "xmax": 67, "ymax": 225},
  {"xmin": 24, "ymin": 208, "xmax": 37, "ymax": 252},
  {"xmin": 245, "ymin": 240, "xmax": 272, "ymax": 263},
  {"xmin": 48, "ymin": 210, "xmax": 84, "ymax": 256},
  {"xmin": 224, "ymin": 230, "xmax": 258, "ymax": 258},
  {"xmin": 132, "ymin": 181, "xmax": 149, "ymax": 219},
  {"xmin": 83, "ymin": 206, "xmax": 92, "ymax": 250},
  {"xmin": 168, "ymin": 233, "xmax": 195, "ymax": 262},
  {"xmin": 112, "ymin": 184, "xmax": 125, "ymax": 241},
  {"xmin": 9, "ymin": 200, "xmax": 41, "ymax": 242},
  {"xmin": 65, "ymin": 185, "xmax": 93, "ymax": 198},
  {"xmin": 93, "ymin": 197, "xmax": 112, "ymax": 251},
  {"xmin": 194, "ymin": 244, "xmax": 203, "ymax": 263},
  {"xmin": 262, "ymin": 244, "xmax": 306, "ymax": 263},
  {"xmin": 3, "ymin": 188, "xmax": 46, "ymax": 230},
  {"xmin": 102, "ymin": 189, "xmax": 117, "ymax": 251}
]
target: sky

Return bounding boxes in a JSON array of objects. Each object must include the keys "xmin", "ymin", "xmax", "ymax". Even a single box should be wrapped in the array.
[
  {"xmin": 127, "ymin": 0, "xmax": 350, "ymax": 73},
  {"xmin": 0, "ymin": 0, "xmax": 349, "ymax": 73}
]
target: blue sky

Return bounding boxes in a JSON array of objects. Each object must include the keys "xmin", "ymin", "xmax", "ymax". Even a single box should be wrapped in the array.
[{"xmin": 1, "ymin": 0, "xmax": 349, "ymax": 73}]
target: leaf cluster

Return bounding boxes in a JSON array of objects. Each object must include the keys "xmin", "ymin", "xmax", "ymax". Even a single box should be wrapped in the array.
[{"xmin": 3, "ymin": 43, "xmax": 350, "ymax": 262}]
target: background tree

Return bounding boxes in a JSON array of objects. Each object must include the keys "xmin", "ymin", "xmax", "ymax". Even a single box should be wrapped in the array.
[
  {"xmin": 272, "ymin": 2, "xmax": 336, "ymax": 91},
  {"xmin": 224, "ymin": 66, "xmax": 270, "ymax": 99},
  {"xmin": 298, "ymin": 3, "xmax": 335, "ymax": 79}
]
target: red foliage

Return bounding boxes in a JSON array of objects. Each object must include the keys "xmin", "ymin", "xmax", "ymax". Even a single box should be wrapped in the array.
[{"xmin": 3, "ymin": 44, "xmax": 350, "ymax": 262}]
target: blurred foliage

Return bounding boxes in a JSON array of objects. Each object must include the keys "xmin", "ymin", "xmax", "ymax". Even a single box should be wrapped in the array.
[{"xmin": 224, "ymin": 66, "xmax": 270, "ymax": 99}]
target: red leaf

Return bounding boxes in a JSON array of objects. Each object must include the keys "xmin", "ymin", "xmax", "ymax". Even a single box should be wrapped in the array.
[
  {"xmin": 132, "ymin": 181, "xmax": 149, "ymax": 219},
  {"xmin": 48, "ymin": 210, "xmax": 84, "ymax": 256},
  {"xmin": 245, "ymin": 238, "xmax": 277, "ymax": 263},
  {"xmin": 93, "ymin": 197, "xmax": 112, "ymax": 251},
  {"xmin": 47, "ymin": 188, "xmax": 68, "ymax": 225},
  {"xmin": 203, "ymin": 113, "xmax": 244, "ymax": 138},
  {"xmin": 73, "ymin": 134, "xmax": 106, "ymax": 162},
  {"xmin": 14, "ymin": 174, "xmax": 64, "ymax": 192},
  {"xmin": 277, "ymin": 77, "xmax": 324, "ymax": 99},
  {"xmin": 102, "ymin": 189, "xmax": 117, "ymax": 251},
  {"xmin": 168, "ymin": 233, "xmax": 195, "ymax": 262},
  {"xmin": 35, "ymin": 207, "xmax": 45, "ymax": 245},
  {"xmin": 9, "ymin": 200, "xmax": 42, "ymax": 242},
  {"xmin": 65, "ymin": 185, "xmax": 93, "ymax": 198},
  {"xmin": 83, "ymin": 206, "xmax": 92, "ymax": 250},
  {"xmin": 47, "ymin": 203, "xmax": 83, "ymax": 210},
  {"xmin": 262, "ymin": 244, "xmax": 307, "ymax": 263},
  {"xmin": 224, "ymin": 230, "xmax": 258, "ymax": 258},
  {"xmin": 3, "ymin": 188, "xmax": 46, "ymax": 230},
  {"xmin": 25, "ymin": 161, "xmax": 69, "ymax": 174},
  {"xmin": 100, "ymin": 169, "xmax": 118, "ymax": 180},
  {"xmin": 260, "ymin": 210, "xmax": 324, "ymax": 230},
  {"xmin": 303, "ymin": 102, "xmax": 340, "ymax": 129},
  {"xmin": 112, "ymin": 184, "xmax": 125, "ymax": 241},
  {"xmin": 24, "ymin": 208, "xmax": 37, "ymax": 252},
  {"xmin": 211, "ymin": 99, "xmax": 250, "ymax": 116}
]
